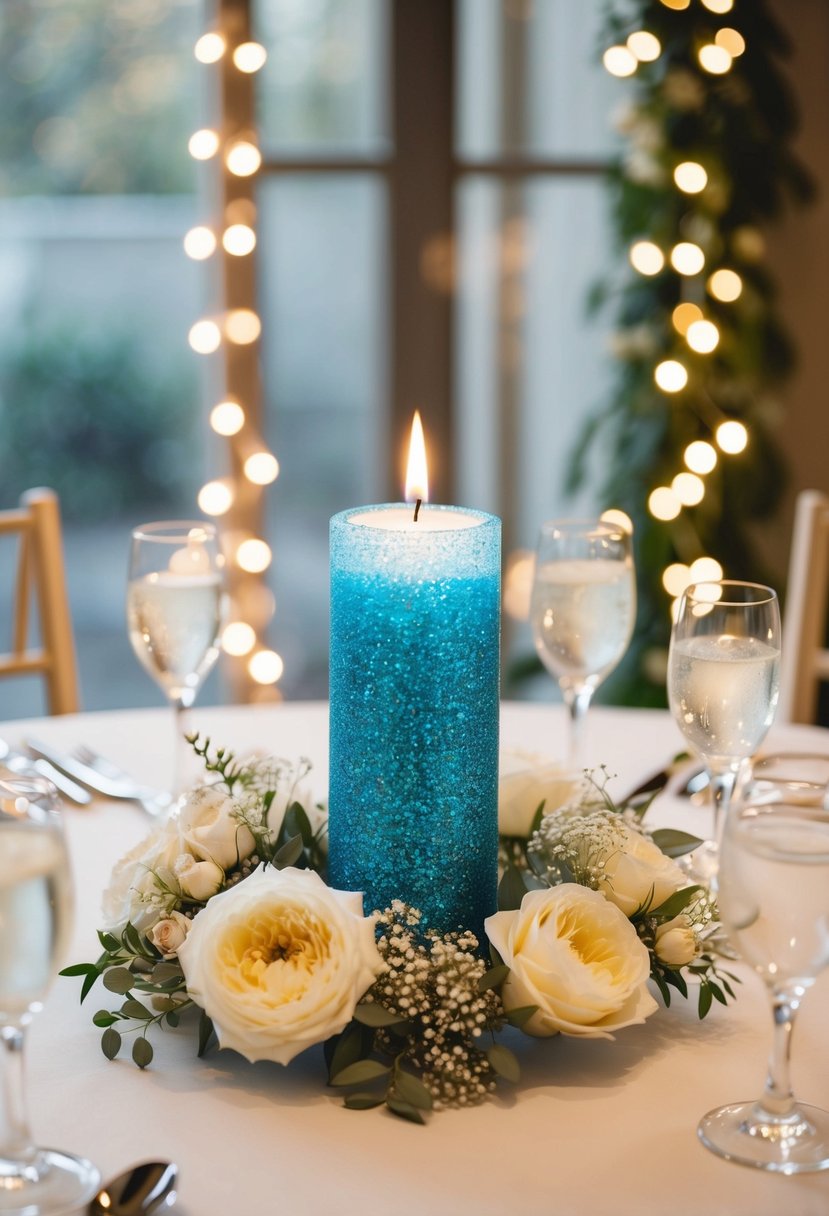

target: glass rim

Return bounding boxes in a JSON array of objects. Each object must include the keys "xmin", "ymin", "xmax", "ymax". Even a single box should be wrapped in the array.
[
  {"xmin": 682, "ymin": 578, "xmax": 777, "ymax": 608},
  {"xmin": 131, "ymin": 520, "xmax": 218, "ymax": 543},
  {"xmin": 538, "ymin": 517, "xmax": 630, "ymax": 542}
]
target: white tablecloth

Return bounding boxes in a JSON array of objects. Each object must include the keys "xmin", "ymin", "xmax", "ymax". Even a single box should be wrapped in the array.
[{"xmin": 9, "ymin": 702, "xmax": 829, "ymax": 1216}]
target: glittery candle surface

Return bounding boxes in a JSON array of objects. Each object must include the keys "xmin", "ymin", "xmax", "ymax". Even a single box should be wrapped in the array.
[{"xmin": 329, "ymin": 504, "xmax": 501, "ymax": 941}]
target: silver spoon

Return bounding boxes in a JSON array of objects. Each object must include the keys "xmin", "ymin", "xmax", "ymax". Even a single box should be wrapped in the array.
[{"xmin": 88, "ymin": 1161, "xmax": 178, "ymax": 1215}]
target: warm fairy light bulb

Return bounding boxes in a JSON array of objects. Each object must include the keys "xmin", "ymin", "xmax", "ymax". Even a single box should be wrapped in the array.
[
  {"xmin": 225, "ymin": 309, "xmax": 261, "ymax": 344},
  {"xmin": 627, "ymin": 31, "xmax": 661, "ymax": 62},
  {"xmin": 183, "ymin": 226, "xmax": 216, "ymax": 260},
  {"xmin": 194, "ymin": 32, "xmax": 226, "ymax": 64},
  {"xmin": 654, "ymin": 360, "xmax": 688, "ymax": 392},
  {"xmin": 663, "ymin": 563, "xmax": 691, "ymax": 597},
  {"xmin": 716, "ymin": 420, "xmax": 749, "ymax": 454},
  {"xmin": 690, "ymin": 557, "xmax": 724, "ymax": 582},
  {"xmin": 225, "ymin": 141, "xmax": 261, "ymax": 177},
  {"xmin": 210, "ymin": 400, "xmax": 245, "ymax": 436},
  {"xmin": 236, "ymin": 538, "xmax": 272, "ymax": 573},
  {"xmin": 698, "ymin": 44, "xmax": 732, "ymax": 75},
  {"xmin": 649, "ymin": 487, "xmax": 682, "ymax": 521},
  {"xmin": 222, "ymin": 621, "xmax": 256, "ymax": 657},
  {"xmin": 197, "ymin": 479, "xmax": 234, "ymax": 516},
  {"xmin": 708, "ymin": 268, "xmax": 743, "ymax": 302},
  {"xmin": 670, "ymin": 243, "xmax": 705, "ymax": 276},
  {"xmin": 600, "ymin": 509, "xmax": 634, "ymax": 535},
  {"xmin": 672, "ymin": 303, "xmax": 703, "ymax": 335},
  {"xmin": 660, "ymin": 0, "xmax": 690, "ymax": 8},
  {"xmin": 716, "ymin": 28, "xmax": 745, "ymax": 57},
  {"xmin": 188, "ymin": 129, "xmax": 219, "ymax": 160},
  {"xmin": 603, "ymin": 46, "xmax": 637, "ymax": 77},
  {"xmin": 629, "ymin": 241, "xmax": 664, "ymax": 276},
  {"xmin": 248, "ymin": 649, "xmax": 284, "ymax": 685},
  {"xmin": 673, "ymin": 162, "xmax": 708, "ymax": 194},
  {"xmin": 684, "ymin": 440, "xmax": 717, "ymax": 475},
  {"xmin": 686, "ymin": 319, "xmax": 720, "ymax": 353},
  {"xmin": 222, "ymin": 224, "xmax": 256, "ymax": 256},
  {"xmin": 702, "ymin": 0, "xmax": 733, "ymax": 12},
  {"xmin": 244, "ymin": 452, "xmax": 280, "ymax": 485},
  {"xmin": 233, "ymin": 42, "xmax": 268, "ymax": 73},
  {"xmin": 672, "ymin": 472, "xmax": 705, "ymax": 506},
  {"xmin": 188, "ymin": 319, "xmax": 221, "ymax": 354}
]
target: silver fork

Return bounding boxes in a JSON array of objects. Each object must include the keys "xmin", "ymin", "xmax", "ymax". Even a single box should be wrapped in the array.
[{"xmin": 71, "ymin": 745, "xmax": 174, "ymax": 819}]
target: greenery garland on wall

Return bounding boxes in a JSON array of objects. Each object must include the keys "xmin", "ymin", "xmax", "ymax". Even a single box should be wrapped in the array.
[{"xmin": 569, "ymin": 0, "xmax": 814, "ymax": 706}]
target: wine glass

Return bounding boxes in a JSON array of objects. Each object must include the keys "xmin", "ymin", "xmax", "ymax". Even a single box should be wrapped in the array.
[
  {"xmin": 698, "ymin": 791, "xmax": 829, "ymax": 1172},
  {"xmin": 529, "ymin": 519, "xmax": 636, "ymax": 767},
  {"xmin": 0, "ymin": 777, "xmax": 99, "ymax": 1212},
  {"xmin": 127, "ymin": 521, "xmax": 224, "ymax": 795},
  {"xmin": 668, "ymin": 580, "xmax": 781, "ymax": 870}
]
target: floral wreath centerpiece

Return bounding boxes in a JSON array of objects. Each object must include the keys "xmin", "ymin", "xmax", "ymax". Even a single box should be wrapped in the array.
[{"xmin": 64, "ymin": 738, "xmax": 738, "ymax": 1123}]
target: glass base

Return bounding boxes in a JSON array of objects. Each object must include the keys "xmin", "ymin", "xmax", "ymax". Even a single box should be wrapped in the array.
[
  {"xmin": 0, "ymin": 1148, "xmax": 99, "ymax": 1214},
  {"xmin": 699, "ymin": 1101, "xmax": 829, "ymax": 1174}
]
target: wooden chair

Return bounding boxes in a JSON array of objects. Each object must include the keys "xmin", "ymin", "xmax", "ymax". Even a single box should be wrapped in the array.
[
  {"xmin": 778, "ymin": 489, "xmax": 829, "ymax": 724},
  {"xmin": 0, "ymin": 488, "xmax": 79, "ymax": 714}
]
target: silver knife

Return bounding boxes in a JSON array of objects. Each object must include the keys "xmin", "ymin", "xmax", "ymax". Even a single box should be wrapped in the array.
[
  {"xmin": 0, "ymin": 739, "xmax": 92, "ymax": 806},
  {"xmin": 23, "ymin": 737, "xmax": 136, "ymax": 801}
]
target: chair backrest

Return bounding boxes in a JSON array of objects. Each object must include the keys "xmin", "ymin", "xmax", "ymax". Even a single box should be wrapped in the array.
[
  {"xmin": 0, "ymin": 488, "xmax": 79, "ymax": 715},
  {"xmin": 778, "ymin": 489, "xmax": 829, "ymax": 724}
]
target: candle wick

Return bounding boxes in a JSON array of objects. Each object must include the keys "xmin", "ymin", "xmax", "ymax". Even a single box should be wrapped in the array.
[{"xmin": 413, "ymin": 498, "xmax": 422, "ymax": 523}]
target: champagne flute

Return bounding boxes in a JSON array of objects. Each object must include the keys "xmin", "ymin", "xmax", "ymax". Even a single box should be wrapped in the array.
[
  {"xmin": 668, "ymin": 580, "xmax": 781, "ymax": 869},
  {"xmin": 0, "ymin": 777, "xmax": 99, "ymax": 1213},
  {"xmin": 529, "ymin": 519, "xmax": 636, "ymax": 768},
  {"xmin": 127, "ymin": 521, "xmax": 224, "ymax": 795},
  {"xmin": 699, "ymin": 792, "xmax": 829, "ymax": 1172}
]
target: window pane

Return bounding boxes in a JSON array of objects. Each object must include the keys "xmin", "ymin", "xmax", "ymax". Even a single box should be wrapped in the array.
[
  {"xmin": 257, "ymin": 175, "xmax": 387, "ymax": 696},
  {"xmin": 254, "ymin": 0, "xmax": 389, "ymax": 156},
  {"xmin": 458, "ymin": 0, "xmax": 623, "ymax": 161}
]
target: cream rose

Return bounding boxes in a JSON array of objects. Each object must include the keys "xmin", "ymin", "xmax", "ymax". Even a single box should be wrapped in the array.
[
  {"xmin": 485, "ymin": 885, "xmax": 657, "ymax": 1039},
  {"xmin": 498, "ymin": 751, "xmax": 584, "ymax": 838},
  {"xmin": 654, "ymin": 915, "xmax": 699, "ymax": 967},
  {"xmin": 149, "ymin": 911, "xmax": 191, "ymax": 958},
  {"xmin": 101, "ymin": 824, "xmax": 183, "ymax": 933},
  {"xmin": 595, "ymin": 821, "xmax": 688, "ymax": 918},
  {"xmin": 177, "ymin": 785, "xmax": 255, "ymax": 871},
  {"xmin": 174, "ymin": 854, "xmax": 224, "ymax": 902},
  {"xmin": 177, "ymin": 866, "xmax": 383, "ymax": 1065}
]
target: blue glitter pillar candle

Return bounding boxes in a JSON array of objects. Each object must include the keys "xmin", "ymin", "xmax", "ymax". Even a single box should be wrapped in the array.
[{"xmin": 329, "ymin": 503, "xmax": 501, "ymax": 941}]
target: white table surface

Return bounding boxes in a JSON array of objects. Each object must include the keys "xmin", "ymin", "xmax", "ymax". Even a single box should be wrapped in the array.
[{"xmin": 7, "ymin": 701, "xmax": 829, "ymax": 1216}]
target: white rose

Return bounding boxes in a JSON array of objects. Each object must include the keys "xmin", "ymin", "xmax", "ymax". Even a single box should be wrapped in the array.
[
  {"xmin": 177, "ymin": 866, "xmax": 383, "ymax": 1065},
  {"xmin": 177, "ymin": 784, "xmax": 256, "ymax": 871},
  {"xmin": 101, "ymin": 823, "xmax": 183, "ymax": 933},
  {"xmin": 498, "ymin": 751, "xmax": 584, "ymax": 838},
  {"xmin": 654, "ymin": 915, "xmax": 699, "ymax": 967},
  {"xmin": 486, "ymin": 885, "xmax": 657, "ymax": 1040},
  {"xmin": 595, "ymin": 821, "xmax": 688, "ymax": 918},
  {"xmin": 174, "ymin": 854, "xmax": 224, "ymax": 902},
  {"xmin": 149, "ymin": 911, "xmax": 191, "ymax": 958}
]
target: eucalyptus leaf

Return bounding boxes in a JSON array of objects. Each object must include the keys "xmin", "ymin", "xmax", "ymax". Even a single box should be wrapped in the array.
[
  {"xmin": 477, "ymin": 964, "xmax": 509, "ymax": 993},
  {"xmin": 327, "ymin": 1023, "xmax": 371, "ymax": 1082},
  {"xmin": 93, "ymin": 1009, "xmax": 118, "ymax": 1028},
  {"xmin": 649, "ymin": 885, "xmax": 703, "ymax": 921},
  {"xmin": 698, "ymin": 983, "xmax": 713, "ymax": 1019},
  {"xmin": 101, "ymin": 1027, "xmax": 121, "ymax": 1060},
  {"xmin": 102, "ymin": 967, "xmax": 134, "ymax": 995},
  {"xmin": 152, "ymin": 962, "xmax": 184, "ymax": 983},
  {"xmin": 331, "ymin": 1059, "xmax": 390, "ymax": 1087},
  {"xmin": 505, "ymin": 1004, "xmax": 538, "ymax": 1029},
  {"xmin": 274, "ymin": 834, "xmax": 304, "ymax": 869},
  {"xmin": 344, "ymin": 1093, "xmax": 385, "ymax": 1111},
  {"xmin": 497, "ymin": 865, "xmax": 531, "ymax": 913},
  {"xmin": 486, "ymin": 1044, "xmax": 520, "ymax": 1083},
  {"xmin": 121, "ymin": 999, "xmax": 152, "ymax": 1020},
  {"xmin": 166, "ymin": 1010, "xmax": 181, "ymax": 1028},
  {"xmin": 132, "ymin": 1037, "xmax": 154, "ymax": 1069},
  {"xmin": 387, "ymin": 1097, "xmax": 425, "ymax": 1125},
  {"xmin": 651, "ymin": 829, "xmax": 704, "ymax": 859},
  {"xmin": 393, "ymin": 1070, "xmax": 433, "ymax": 1111},
  {"xmin": 97, "ymin": 931, "xmax": 121, "ymax": 953}
]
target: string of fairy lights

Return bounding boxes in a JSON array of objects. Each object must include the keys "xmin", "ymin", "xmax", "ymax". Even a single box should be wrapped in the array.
[
  {"xmin": 183, "ymin": 19, "xmax": 284, "ymax": 695},
  {"xmin": 603, "ymin": 0, "xmax": 750, "ymax": 616}
]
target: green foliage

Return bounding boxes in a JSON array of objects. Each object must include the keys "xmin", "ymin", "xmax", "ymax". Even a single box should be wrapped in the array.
[
  {"xmin": 571, "ymin": 0, "xmax": 815, "ymax": 703},
  {"xmin": 0, "ymin": 325, "xmax": 196, "ymax": 521}
]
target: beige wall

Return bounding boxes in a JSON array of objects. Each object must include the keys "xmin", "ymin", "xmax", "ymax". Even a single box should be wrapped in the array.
[{"xmin": 764, "ymin": 0, "xmax": 829, "ymax": 581}]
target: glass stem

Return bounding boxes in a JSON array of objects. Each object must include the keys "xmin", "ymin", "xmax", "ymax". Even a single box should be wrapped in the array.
[
  {"xmin": 563, "ymin": 685, "xmax": 593, "ymax": 770},
  {"xmin": 171, "ymin": 699, "xmax": 190, "ymax": 797},
  {"xmin": 707, "ymin": 761, "xmax": 742, "ymax": 846},
  {"xmin": 0, "ymin": 1024, "xmax": 37, "ymax": 1179},
  {"xmin": 753, "ymin": 984, "xmax": 805, "ymax": 1125}
]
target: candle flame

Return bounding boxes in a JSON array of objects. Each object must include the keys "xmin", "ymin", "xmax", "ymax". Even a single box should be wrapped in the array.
[{"xmin": 405, "ymin": 411, "xmax": 429, "ymax": 503}]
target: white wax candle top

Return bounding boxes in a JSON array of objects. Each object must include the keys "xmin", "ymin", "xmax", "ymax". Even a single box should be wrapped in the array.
[{"xmin": 348, "ymin": 507, "xmax": 483, "ymax": 532}]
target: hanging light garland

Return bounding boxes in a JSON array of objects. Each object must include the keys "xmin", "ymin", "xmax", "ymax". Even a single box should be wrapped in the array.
[
  {"xmin": 184, "ymin": 5, "xmax": 283, "ymax": 699},
  {"xmin": 565, "ymin": 0, "xmax": 813, "ymax": 704}
]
